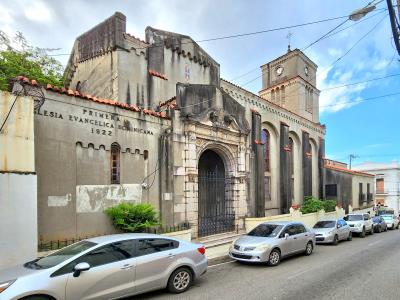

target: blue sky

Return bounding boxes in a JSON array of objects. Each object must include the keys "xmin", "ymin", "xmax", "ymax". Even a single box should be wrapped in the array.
[{"xmin": 0, "ymin": 0, "xmax": 399, "ymax": 165}]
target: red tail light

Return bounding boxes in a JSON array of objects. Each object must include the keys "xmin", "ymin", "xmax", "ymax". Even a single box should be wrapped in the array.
[{"xmin": 197, "ymin": 246, "xmax": 206, "ymax": 255}]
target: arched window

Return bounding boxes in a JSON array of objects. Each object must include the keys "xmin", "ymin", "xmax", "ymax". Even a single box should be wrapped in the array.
[
  {"xmin": 281, "ymin": 85, "xmax": 285, "ymax": 106},
  {"xmin": 111, "ymin": 143, "xmax": 121, "ymax": 184},
  {"xmin": 271, "ymin": 89, "xmax": 275, "ymax": 103},
  {"xmin": 276, "ymin": 88, "xmax": 280, "ymax": 104},
  {"xmin": 76, "ymin": 81, "xmax": 81, "ymax": 92},
  {"xmin": 289, "ymin": 137, "xmax": 294, "ymax": 201},
  {"xmin": 261, "ymin": 129, "xmax": 270, "ymax": 172}
]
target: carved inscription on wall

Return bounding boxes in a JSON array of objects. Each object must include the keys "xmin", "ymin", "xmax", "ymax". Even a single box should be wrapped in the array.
[{"xmin": 34, "ymin": 107, "xmax": 154, "ymax": 137}]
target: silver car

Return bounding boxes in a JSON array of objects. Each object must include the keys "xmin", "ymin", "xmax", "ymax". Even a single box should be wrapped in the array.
[
  {"xmin": 381, "ymin": 214, "xmax": 399, "ymax": 230},
  {"xmin": 313, "ymin": 219, "xmax": 352, "ymax": 245},
  {"xmin": 229, "ymin": 221, "xmax": 316, "ymax": 266},
  {"xmin": 0, "ymin": 233, "xmax": 207, "ymax": 300}
]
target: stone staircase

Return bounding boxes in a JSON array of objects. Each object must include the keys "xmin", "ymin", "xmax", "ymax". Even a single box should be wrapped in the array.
[{"xmin": 197, "ymin": 231, "xmax": 244, "ymax": 248}]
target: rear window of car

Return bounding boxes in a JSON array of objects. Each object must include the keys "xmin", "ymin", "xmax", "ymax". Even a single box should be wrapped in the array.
[
  {"xmin": 382, "ymin": 215, "xmax": 392, "ymax": 220},
  {"xmin": 372, "ymin": 217, "xmax": 381, "ymax": 222},
  {"xmin": 313, "ymin": 221, "xmax": 335, "ymax": 228},
  {"xmin": 344, "ymin": 215, "xmax": 363, "ymax": 221}
]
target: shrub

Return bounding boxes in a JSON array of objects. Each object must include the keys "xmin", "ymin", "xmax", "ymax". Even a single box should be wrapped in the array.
[
  {"xmin": 104, "ymin": 202, "xmax": 160, "ymax": 232},
  {"xmin": 300, "ymin": 196, "xmax": 337, "ymax": 214},
  {"xmin": 300, "ymin": 196, "xmax": 323, "ymax": 214},
  {"xmin": 322, "ymin": 200, "xmax": 337, "ymax": 212}
]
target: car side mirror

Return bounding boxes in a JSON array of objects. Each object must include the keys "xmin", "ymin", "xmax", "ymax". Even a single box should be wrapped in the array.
[
  {"xmin": 73, "ymin": 262, "xmax": 91, "ymax": 278},
  {"xmin": 284, "ymin": 233, "xmax": 289, "ymax": 239}
]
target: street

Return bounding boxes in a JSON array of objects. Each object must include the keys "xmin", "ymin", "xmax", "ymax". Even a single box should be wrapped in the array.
[{"xmin": 135, "ymin": 230, "xmax": 400, "ymax": 300}]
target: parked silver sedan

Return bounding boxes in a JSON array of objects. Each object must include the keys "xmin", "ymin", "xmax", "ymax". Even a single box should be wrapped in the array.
[
  {"xmin": 0, "ymin": 233, "xmax": 207, "ymax": 300},
  {"xmin": 229, "ymin": 221, "xmax": 316, "ymax": 266},
  {"xmin": 313, "ymin": 219, "xmax": 352, "ymax": 245}
]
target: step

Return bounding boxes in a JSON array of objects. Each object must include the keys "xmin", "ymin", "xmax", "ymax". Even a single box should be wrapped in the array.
[{"xmin": 196, "ymin": 231, "xmax": 245, "ymax": 249}]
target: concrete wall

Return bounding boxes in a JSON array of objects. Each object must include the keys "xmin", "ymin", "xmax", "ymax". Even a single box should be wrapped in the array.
[
  {"xmin": 245, "ymin": 206, "xmax": 345, "ymax": 232},
  {"xmin": 32, "ymin": 86, "xmax": 170, "ymax": 241},
  {"xmin": 0, "ymin": 92, "xmax": 37, "ymax": 270},
  {"xmin": 0, "ymin": 91, "xmax": 35, "ymax": 172},
  {"xmin": 0, "ymin": 173, "xmax": 37, "ymax": 270}
]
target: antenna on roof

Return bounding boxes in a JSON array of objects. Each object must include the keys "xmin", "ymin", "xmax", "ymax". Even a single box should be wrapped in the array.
[{"xmin": 286, "ymin": 31, "xmax": 293, "ymax": 52}]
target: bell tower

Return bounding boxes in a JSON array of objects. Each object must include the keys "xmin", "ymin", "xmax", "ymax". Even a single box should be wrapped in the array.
[{"xmin": 259, "ymin": 49, "xmax": 320, "ymax": 123}]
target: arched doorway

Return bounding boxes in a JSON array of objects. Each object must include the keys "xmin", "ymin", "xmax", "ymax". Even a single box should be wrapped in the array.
[{"xmin": 198, "ymin": 149, "xmax": 234, "ymax": 237}]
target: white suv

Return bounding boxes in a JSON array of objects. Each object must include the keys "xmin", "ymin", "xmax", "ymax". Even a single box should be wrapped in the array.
[{"xmin": 343, "ymin": 213, "xmax": 374, "ymax": 237}]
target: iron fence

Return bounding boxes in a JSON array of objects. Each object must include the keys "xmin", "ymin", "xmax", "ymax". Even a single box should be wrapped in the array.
[{"xmin": 38, "ymin": 222, "xmax": 191, "ymax": 252}]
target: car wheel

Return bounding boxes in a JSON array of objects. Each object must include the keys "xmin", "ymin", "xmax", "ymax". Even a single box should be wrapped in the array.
[
  {"xmin": 347, "ymin": 231, "xmax": 352, "ymax": 241},
  {"xmin": 167, "ymin": 267, "xmax": 193, "ymax": 294},
  {"xmin": 378, "ymin": 226, "xmax": 381, "ymax": 233},
  {"xmin": 305, "ymin": 242, "xmax": 313, "ymax": 256},
  {"xmin": 360, "ymin": 227, "xmax": 366, "ymax": 238},
  {"xmin": 268, "ymin": 249, "xmax": 281, "ymax": 266},
  {"xmin": 370, "ymin": 227, "xmax": 374, "ymax": 235},
  {"xmin": 396, "ymin": 224, "xmax": 399, "ymax": 230},
  {"xmin": 332, "ymin": 235, "xmax": 339, "ymax": 245}
]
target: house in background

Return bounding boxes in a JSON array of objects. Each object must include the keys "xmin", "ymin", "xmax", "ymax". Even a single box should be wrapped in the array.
[
  {"xmin": 324, "ymin": 159, "xmax": 375, "ymax": 212},
  {"xmin": 353, "ymin": 161, "xmax": 400, "ymax": 215}
]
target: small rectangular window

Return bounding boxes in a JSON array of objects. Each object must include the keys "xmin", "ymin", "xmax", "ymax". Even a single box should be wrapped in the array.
[{"xmin": 325, "ymin": 184, "xmax": 337, "ymax": 198}]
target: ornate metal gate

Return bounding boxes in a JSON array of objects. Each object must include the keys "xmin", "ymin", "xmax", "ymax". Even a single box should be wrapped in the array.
[{"xmin": 198, "ymin": 150, "xmax": 234, "ymax": 237}]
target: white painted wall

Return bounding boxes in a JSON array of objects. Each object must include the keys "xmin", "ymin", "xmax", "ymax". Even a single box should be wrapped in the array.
[{"xmin": 0, "ymin": 173, "xmax": 37, "ymax": 270}]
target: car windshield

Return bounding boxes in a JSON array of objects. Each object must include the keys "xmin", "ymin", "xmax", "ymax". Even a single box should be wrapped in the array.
[
  {"xmin": 343, "ymin": 215, "xmax": 363, "ymax": 221},
  {"xmin": 248, "ymin": 224, "xmax": 284, "ymax": 237},
  {"xmin": 313, "ymin": 221, "xmax": 336, "ymax": 228},
  {"xmin": 25, "ymin": 241, "xmax": 97, "ymax": 269},
  {"xmin": 382, "ymin": 215, "xmax": 392, "ymax": 220}
]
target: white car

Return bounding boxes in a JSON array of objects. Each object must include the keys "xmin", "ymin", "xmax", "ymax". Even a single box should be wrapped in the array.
[
  {"xmin": 343, "ymin": 214, "xmax": 374, "ymax": 237},
  {"xmin": 381, "ymin": 214, "xmax": 399, "ymax": 230}
]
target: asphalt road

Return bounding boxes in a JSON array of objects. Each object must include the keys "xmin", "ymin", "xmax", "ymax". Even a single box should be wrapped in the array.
[{"xmin": 133, "ymin": 228, "xmax": 400, "ymax": 300}]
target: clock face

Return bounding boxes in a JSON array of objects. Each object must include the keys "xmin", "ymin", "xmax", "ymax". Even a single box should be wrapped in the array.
[
  {"xmin": 276, "ymin": 66, "xmax": 284, "ymax": 76},
  {"xmin": 304, "ymin": 66, "xmax": 309, "ymax": 76}
]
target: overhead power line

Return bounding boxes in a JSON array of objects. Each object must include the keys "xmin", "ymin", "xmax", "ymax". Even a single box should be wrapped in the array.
[
  {"xmin": 48, "ymin": 8, "xmax": 391, "ymax": 57},
  {"xmin": 231, "ymin": 8, "xmax": 387, "ymax": 85}
]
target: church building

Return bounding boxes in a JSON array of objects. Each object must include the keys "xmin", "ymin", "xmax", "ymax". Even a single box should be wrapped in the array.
[{"xmin": 14, "ymin": 12, "xmax": 328, "ymax": 241}]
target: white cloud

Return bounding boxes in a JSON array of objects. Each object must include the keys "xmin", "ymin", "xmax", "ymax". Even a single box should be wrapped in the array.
[
  {"xmin": 23, "ymin": 0, "xmax": 52, "ymax": 23},
  {"xmin": 0, "ymin": 4, "xmax": 14, "ymax": 25}
]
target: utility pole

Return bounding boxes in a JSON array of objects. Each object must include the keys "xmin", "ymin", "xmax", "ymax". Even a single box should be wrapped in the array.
[
  {"xmin": 349, "ymin": 154, "xmax": 358, "ymax": 170},
  {"xmin": 387, "ymin": 0, "xmax": 400, "ymax": 56}
]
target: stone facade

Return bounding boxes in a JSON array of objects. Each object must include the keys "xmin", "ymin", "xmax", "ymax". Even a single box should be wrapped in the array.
[{"xmin": 12, "ymin": 12, "xmax": 333, "ymax": 241}]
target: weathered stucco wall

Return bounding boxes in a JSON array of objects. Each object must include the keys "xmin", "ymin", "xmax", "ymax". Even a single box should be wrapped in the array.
[
  {"xmin": 0, "ymin": 92, "xmax": 35, "ymax": 172},
  {"xmin": 33, "ymin": 87, "xmax": 171, "ymax": 241},
  {"xmin": 0, "ymin": 91, "xmax": 37, "ymax": 270}
]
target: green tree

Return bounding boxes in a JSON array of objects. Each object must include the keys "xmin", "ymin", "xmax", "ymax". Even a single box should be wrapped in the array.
[{"xmin": 0, "ymin": 31, "xmax": 63, "ymax": 91}]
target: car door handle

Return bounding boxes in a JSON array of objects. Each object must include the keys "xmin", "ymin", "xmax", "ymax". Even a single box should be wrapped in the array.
[
  {"xmin": 293, "ymin": 237, "xmax": 297, "ymax": 239},
  {"xmin": 305, "ymin": 234, "xmax": 308, "ymax": 237},
  {"xmin": 120, "ymin": 264, "xmax": 133, "ymax": 270},
  {"xmin": 168, "ymin": 253, "xmax": 176, "ymax": 258}
]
